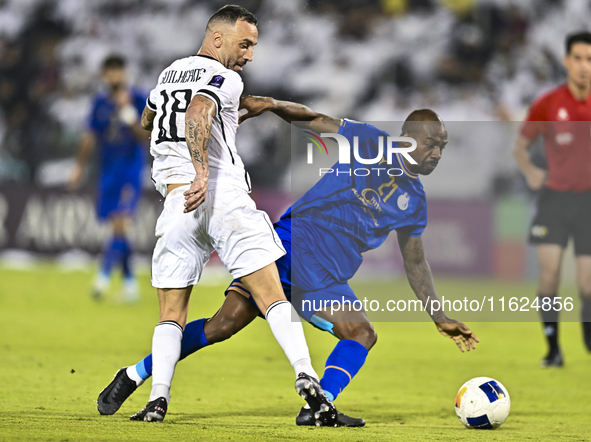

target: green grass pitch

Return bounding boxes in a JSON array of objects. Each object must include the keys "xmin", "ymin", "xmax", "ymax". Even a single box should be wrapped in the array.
[{"xmin": 1, "ymin": 265, "xmax": 590, "ymax": 441}]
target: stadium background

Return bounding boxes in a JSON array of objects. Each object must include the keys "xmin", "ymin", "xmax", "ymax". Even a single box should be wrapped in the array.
[
  {"xmin": 0, "ymin": 0, "xmax": 587, "ymax": 279},
  {"xmin": 1, "ymin": 1, "xmax": 591, "ymax": 440}
]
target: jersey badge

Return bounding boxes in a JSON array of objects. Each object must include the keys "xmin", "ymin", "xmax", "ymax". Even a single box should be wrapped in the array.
[
  {"xmin": 397, "ymin": 193, "xmax": 409, "ymax": 210},
  {"xmin": 208, "ymin": 75, "xmax": 225, "ymax": 88},
  {"xmin": 557, "ymin": 107, "xmax": 569, "ymax": 121}
]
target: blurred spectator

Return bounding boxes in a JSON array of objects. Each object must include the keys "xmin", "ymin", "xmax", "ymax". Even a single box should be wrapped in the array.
[
  {"xmin": 0, "ymin": 0, "xmax": 584, "ymax": 191},
  {"xmin": 0, "ymin": 0, "xmax": 67, "ymax": 182}
]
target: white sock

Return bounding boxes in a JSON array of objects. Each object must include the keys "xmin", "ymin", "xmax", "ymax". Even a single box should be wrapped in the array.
[
  {"xmin": 125, "ymin": 365, "xmax": 144, "ymax": 386},
  {"xmin": 122, "ymin": 278, "xmax": 140, "ymax": 302},
  {"xmin": 150, "ymin": 384, "xmax": 170, "ymax": 403},
  {"xmin": 293, "ymin": 357, "xmax": 318, "ymax": 380},
  {"xmin": 149, "ymin": 321, "xmax": 183, "ymax": 402},
  {"xmin": 94, "ymin": 272, "xmax": 110, "ymax": 293},
  {"xmin": 265, "ymin": 301, "xmax": 318, "ymax": 380}
]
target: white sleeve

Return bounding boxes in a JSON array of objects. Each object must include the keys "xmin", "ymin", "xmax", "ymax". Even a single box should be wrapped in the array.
[
  {"xmin": 146, "ymin": 87, "xmax": 158, "ymax": 111},
  {"xmin": 195, "ymin": 71, "xmax": 243, "ymax": 115}
]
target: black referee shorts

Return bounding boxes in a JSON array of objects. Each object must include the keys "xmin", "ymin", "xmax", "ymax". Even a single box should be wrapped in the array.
[{"xmin": 528, "ymin": 188, "xmax": 591, "ymax": 255}]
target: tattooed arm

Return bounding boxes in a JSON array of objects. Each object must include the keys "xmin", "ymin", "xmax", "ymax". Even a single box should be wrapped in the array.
[
  {"xmin": 141, "ymin": 106, "xmax": 156, "ymax": 131},
  {"xmin": 397, "ymin": 232, "xmax": 479, "ymax": 352},
  {"xmin": 182, "ymin": 94, "xmax": 216, "ymax": 213}
]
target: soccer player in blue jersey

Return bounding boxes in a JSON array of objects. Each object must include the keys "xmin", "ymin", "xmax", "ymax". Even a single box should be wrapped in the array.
[
  {"xmin": 69, "ymin": 55, "xmax": 148, "ymax": 302},
  {"xmin": 97, "ymin": 98, "xmax": 478, "ymax": 426}
]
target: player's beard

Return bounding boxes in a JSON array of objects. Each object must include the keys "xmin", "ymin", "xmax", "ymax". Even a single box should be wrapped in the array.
[{"xmin": 109, "ymin": 82, "xmax": 125, "ymax": 95}]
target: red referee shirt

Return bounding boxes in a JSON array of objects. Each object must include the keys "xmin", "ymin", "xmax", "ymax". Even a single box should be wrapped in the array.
[{"xmin": 521, "ymin": 84, "xmax": 591, "ymax": 192}]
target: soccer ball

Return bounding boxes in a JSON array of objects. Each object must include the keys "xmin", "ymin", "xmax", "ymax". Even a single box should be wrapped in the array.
[{"xmin": 454, "ymin": 377, "xmax": 511, "ymax": 429}]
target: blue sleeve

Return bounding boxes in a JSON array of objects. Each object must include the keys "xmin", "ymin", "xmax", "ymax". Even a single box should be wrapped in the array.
[
  {"xmin": 338, "ymin": 119, "xmax": 384, "ymax": 143},
  {"xmin": 86, "ymin": 96, "xmax": 100, "ymax": 133},
  {"xmin": 396, "ymin": 198, "xmax": 427, "ymax": 237}
]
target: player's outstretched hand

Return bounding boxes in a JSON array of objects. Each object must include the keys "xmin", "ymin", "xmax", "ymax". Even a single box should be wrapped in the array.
[
  {"xmin": 183, "ymin": 176, "xmax": 209, "ymax": 213},
  {"xmin": 239, "ymin": 95, "xmax": 273, "ymax": 124},
  {"xmin": 435, "ymin": 319, "xmax": 479, "ymax": 353}
]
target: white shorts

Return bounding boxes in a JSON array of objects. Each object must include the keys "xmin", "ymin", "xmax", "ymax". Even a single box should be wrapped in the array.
[{"xmin": 151, "ymin": 185, "xmax": 286, "ymax": 288}]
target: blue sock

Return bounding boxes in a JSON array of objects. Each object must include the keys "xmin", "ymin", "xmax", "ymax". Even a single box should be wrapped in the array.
[
  {"xmin": 320, "ymin": 340, "xmax": 368, "ymax": 401},
  {"xmin": 135, "ymin": 318, "xmax": 210, "ymax": 380},
  {"xmin": 116, "ymin": 238, "xmax": 133, "ymax": 279},
  {"xmin": 101, "ymin": 237, "xmax": 122, "ymax": 276}
]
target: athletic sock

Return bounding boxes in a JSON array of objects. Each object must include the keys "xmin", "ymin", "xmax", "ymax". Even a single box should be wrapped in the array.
[
  {"xmin": 265, "ymin": 300, "xmax": 318, "ymax": 380},
  {"xmin": 126, "ymin": 365, "xmax": 144, "ymax": 386},
  {"xmin": 117, "ymin": 237, "xmax": 133, "ymax": 279},
  {"xmin": 539, "ymin": 294, "xmax": 559, "ymax": 353},
  {"xmin": 320, "ymin": 339, "xmax": 368, "ymax": 401},
  {"xmin": 581, "ymin": 294, "xmax": 591, "ymax": 351},
  {"xmin": 581, "ymin": 295, "xmax": 591, "ymax": 322},
  {"xmin": 101, "ymin": 237, "xmax": 123, "ymax": 276},
  {"xmin": 93, "ymin": 271, "xmax": 110, "ymax": 294},
  {"xmin": 150, "ymin": 384, "xmax": 170, "ymax": 403},
  {"xmin": 324, "ymin": 390, "xmax": 335, "ymax": 402},
  {"xmin": 149, "ymin": 321, "xmax": 183, "ymax": 402},
  {"xmin": 135, "ymin": 318, "xmax": 210, "ymax": 381},
  {"xmin": 293, "ymin": 358, "xmax": 318, "ymax": 381},
  {"xmin": 122, "ymin": 277, "xmax": 139, "ymax": 302}
]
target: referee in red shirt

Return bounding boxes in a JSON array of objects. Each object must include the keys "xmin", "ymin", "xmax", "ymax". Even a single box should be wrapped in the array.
[{"xmin": 514, "ymin": 31, "xmax": 591, "ymax": 367}]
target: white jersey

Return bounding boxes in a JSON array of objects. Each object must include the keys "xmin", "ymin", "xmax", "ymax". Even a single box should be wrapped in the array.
[{"xmin": 146, "ymin": 55, "xmax": 251, "ymax": 197}]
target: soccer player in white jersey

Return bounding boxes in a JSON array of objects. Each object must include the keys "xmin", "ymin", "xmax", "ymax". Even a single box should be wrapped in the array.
[{"xmin": 122, "ymin": 5, "xmax": 335, "ymax": 424}]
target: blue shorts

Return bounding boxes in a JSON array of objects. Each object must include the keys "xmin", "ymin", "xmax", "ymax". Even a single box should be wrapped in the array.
[
  {"xmin": 225, "ymin": 220, "xmax": 359, "ymax": 336},
  {"xmin": 97, "ymin": 176, "xmax": 142, "ymax": 221}
]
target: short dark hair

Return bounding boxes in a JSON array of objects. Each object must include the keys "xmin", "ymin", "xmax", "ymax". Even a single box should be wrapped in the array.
[
  {"xmin": 401, "ymin": 109, "xmax": 443, "ymax": 135},
  {"xmin": 207, "ymin": 4, "xmax": 257, "ymax": 30},
  {"xmin": 566, "ymin": 31, "xmax": 591, "ymax": 54},
  {"xmin": 102, "ymin": 55, "xmax": 126, "ymax": 71}
]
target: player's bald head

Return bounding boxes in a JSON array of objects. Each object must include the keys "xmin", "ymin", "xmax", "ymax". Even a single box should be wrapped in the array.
[
  {"xmin": 200, "ymin": 5, "xmax": 258, "ymax": 73},
  {"xmin": 401, "ymin": 109, "xmax": 444, "ymax": 136},
  {"xmin": 400, "ymin": 109, "xmax": 447, "ymax": 176},
  {"xmin": 206, "ymin": 5, "xmax": 258, "ymax": 34}
]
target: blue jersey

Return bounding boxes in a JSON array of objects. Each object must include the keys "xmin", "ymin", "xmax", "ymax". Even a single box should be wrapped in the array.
[
  {"xmin": 280, "ymin": 119, "xmax": 427, "ymax": 286},
  {"xmin": 87, "ymin": 87, "xmax": 147, "ymax": 191}
]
